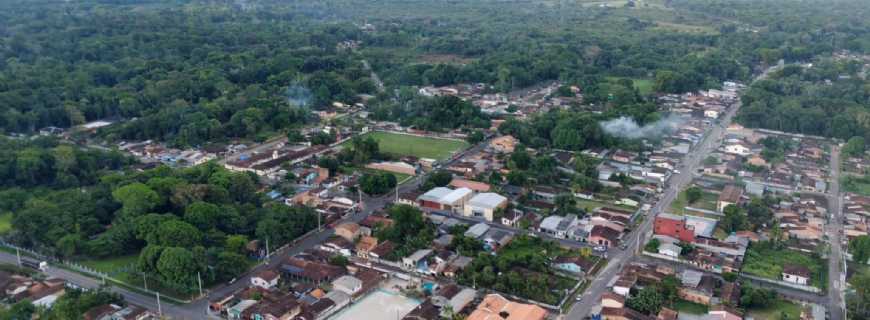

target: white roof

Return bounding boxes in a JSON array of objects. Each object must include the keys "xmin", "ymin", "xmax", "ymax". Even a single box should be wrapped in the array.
[
  {"xmin": 449, "ymin": 289, "xmax": 477, "ymax": 313},
  {"xmin": 405, "ymin": 249, "xmax": 433, "ymax": 263},
  {"xmin": 465, "ymin": 223, "xmax": 490, "ymax": 238},
  {"xmin": 467, "ymin": 193, "xmax": 507, "ymax": 209},
  {"xmin": 441, "ymin": 188, "xmax": 473, "ymax": 204},
  {"xmin": 419, "ymin": 187, "xmax": 453, "ymax": 202},
  {"xmin": 332, "ymin": 275, "xmax": 362, "ymax": 290},
  {"xmin": 540, "ymin": 216, "xmax": 564, "ymax": 231}
]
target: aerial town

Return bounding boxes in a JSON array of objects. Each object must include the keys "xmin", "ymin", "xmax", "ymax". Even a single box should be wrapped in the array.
[{"xmin": 1, "ymin": 1, "xmax": 870, "ymax": 320}]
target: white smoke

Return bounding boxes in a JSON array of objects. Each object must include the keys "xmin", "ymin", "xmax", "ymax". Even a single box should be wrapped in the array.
[
  {"xmin": 600, "ymin": 115, "xmax": 685, "ymax": 139},
  {"xmin": 286, "ymin": 82, "xmax": 312, "ymax": 107}
]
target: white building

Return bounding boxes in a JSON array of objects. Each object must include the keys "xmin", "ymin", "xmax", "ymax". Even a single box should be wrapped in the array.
[
  {"xmin": 463, "ymin": 193, "xmax": 508, "ymax": 221},
  {"xmin": 332, "ymin": 275, "xmax": 363, "ymax": 296}
]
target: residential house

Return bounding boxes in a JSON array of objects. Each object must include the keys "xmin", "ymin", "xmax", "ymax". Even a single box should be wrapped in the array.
[
  {"xmin": 402, "ymin": 249, "xmax": 434, "ymax": 272},
  {"xmin": 782, "ymin": 264, "xmax": 811, "ymax": 286},
  {"xmin": 600, "ymin": 307, "xmax": 654, "ymax": 320},
  {"xmin": 356, "ymin": 236, "xmax": 379, "ymax": 259},
  {"xmin": 490, "ymin": 136, "xmax": 518, "ymax": 153},
  {"xmin": 334, "ymin": 223, "xmax": 363, "ymax": 242},
  {"xmin": 717, "ymin": 185, "xmax": 743, "ymax": 212},
  {"xmin": 466, "ymin": 294, "xmax": 547, "ymax": 320},
  {"xmin": 331, "ymin": 275, "xmax": 363, "ymax": 296},
  {"xmin": 450, "ymin": 179, "xmax": 492, "ymax": 192},
  {"xmin": 601, "ymin": 292, "xmax": 626, "ymax": 309},
  {"xmin": 590, "ymin": 225, "xmax": 620, "ymax": 248},
  {"xmin": 251, "ymin": 270, "xmax": 280, "ymax": 290},
  {"xmin": 723, "ymin": 142, "xmax": 751, "ymax": 156}
]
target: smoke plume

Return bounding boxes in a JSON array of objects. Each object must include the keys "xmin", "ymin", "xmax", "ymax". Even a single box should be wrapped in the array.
[
  {"xmin": 599, "ymin": 115, "xmax": 685, "ymax": 139},
  {"xmin": 286, "ymin": 82, "xmax": 312, "ymax": 107}
]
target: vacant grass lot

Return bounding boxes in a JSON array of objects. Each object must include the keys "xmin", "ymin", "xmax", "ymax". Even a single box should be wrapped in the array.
[
  {"xmin": 79, "ymin": 254, "xmax": 139, "ymax": 273},
  {"xmin": 348, "ymin": 132, "xmax": 468, "ymax": 160},
  {"xmin": 605, "ymin": 77, "xmax": 655, "ymax": 95},
  {"xmin": 742, "ymin": 242, "xmax": 827, "ymax": 290},
  {"xmin": 747, "ymin": 298, "xmax": 803, "ymax": 320},
  {"xmin": 0, "ymin": 213, "xmax": 12, "ymax": 235},
  {"xmin": 674, "ymin": 299, "xmax": 708, "ymax": 315},
  {"xmin": 843, "ymin": 175, "xmax": 870, "ymax": 196},
  {"xmin": 669, "ymin": 189, "xmax": 719, "ymax": 214}
]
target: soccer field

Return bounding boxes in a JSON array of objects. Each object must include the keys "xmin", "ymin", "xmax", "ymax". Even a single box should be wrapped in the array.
[{"xmin": 353, "ymin": 131, "xmax": 469, "ymax": 160}]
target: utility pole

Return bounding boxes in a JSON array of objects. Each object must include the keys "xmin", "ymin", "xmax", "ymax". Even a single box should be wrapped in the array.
[
  {"xmin": 266, "ymin": 238, "xmax": 271, "ymax": 258},
  {"xmin": 143, "ymin": 273, "xmax": 148, "ymax": 291},
  {"xmin": 197, "ymin": 272, "xmax": 203, "ymax": 297},
  {"xmin": 156, "ymin": 292, "xmax": 162, "ymax": 317},
  {"xmin": 16, "ymin": 248, "xmax": 21, "ymax": 267}
]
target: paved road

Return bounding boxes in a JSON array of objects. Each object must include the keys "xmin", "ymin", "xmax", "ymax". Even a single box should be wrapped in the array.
[
  {"xmin": 564, "ymin": 92, "xmax": 741, "ymax": 319},
  {"xmin": 827, "ymin": 146, "xmax": 845, "ymax": 320}
]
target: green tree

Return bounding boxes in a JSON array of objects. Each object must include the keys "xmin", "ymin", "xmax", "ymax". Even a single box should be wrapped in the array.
[
  {"xmin": 156, "ymin": 220, "xmax": 203, "ymax": 248},
  {"xmin": 112, "ymin": 183, "xmax": 160, "ymax": 216},
  {"xmin": 850, "ymin": 235, "xmax": 870, "ymax": 265},
  {"xmin": 467, "ymin": 130, "xmax": 485, "ymax": 144},
  {"xmin": 626, "ymin": 286, "xmax": 664, "ymax": 315},
  {"xmin": 721, "ymin": 204, "xmax": 748, "ymax": 233},
  {"xmin": 156, "ymin": 247, "xmax": 199, "ymax": 287},
  {"xmin": 215, "ymin": 251, "xmax": 247, "ymax": 280},
  {"xmin": 225, "ymin": 235, "xmax": 249, "ymax": 254},
  {"xmin": 844, "ymin": 136, "xmax": 866, "ymax": 158},
  {"xmin": 685, "ymin": 186, "xmax": 703, "ymax": 204}
]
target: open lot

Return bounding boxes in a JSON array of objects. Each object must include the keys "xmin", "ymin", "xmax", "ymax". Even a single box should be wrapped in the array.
[
  {"xmin": 742, "ymin": 242, "xmax": 827, "ymax": 289},
  {"xmin": 349, "ymin": 131, "xmax": 468, "ymax": 160},
  {"xmin": 746, "ymin": 298, "xmax": 803, "ymax": 320},
  {"xmin": 843, "ymin": 175, "xmax": 870, "ymax": 196},
  {"xmin": 79, "ymin": 254, "xmax": 138, "ymax": 273},
  {"xmin": 0, "ymin": 213, "xmax": 12, "ymax": 235},
  {"xmin": 669, "ymin": 189, "xmax": 719, "ymax": 214}
]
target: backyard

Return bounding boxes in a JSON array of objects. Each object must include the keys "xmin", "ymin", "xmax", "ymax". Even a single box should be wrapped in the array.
[
  {"xmin": 348, "ymin": 131, "xmax": 469, "ymax": 160},
  {"xmin": 742, "ymin": 242, "xmax": 827, "ymax": 290}
]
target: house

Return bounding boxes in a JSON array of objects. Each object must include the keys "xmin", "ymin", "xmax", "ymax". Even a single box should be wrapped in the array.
[
  {"xmin": 600, "ymin": 292, "xmax": 626, "ymax": 308},
  {"xmin": 280, "ymin": 257, "xmax": 345, "ymax": 285},
  {"xmin": 368, "ymin": 241, "xmax": 395, "ymax": 262},
  {"xmin": 334, "ymin": 222, "xmax": 362, "ymax": 242},
  {"xmin": 465, "ymin": 223, "xmax": 490, "ymax": 239},
  {"xmin": 331, "ymin": 275, "xmax": 363, "ymax": 296},
  {"xmin": 490, "ymin": 135, "xmax": 518, "ymax": 153},
  {"xmin": 501, "ymin": 209, "xmax": 523, "ymax": 227},
  {"xmin": 654, "ymin": 213, "xmax": 696, "ymax": 243},
  {"xmin": 724, "ymin": 142, "xmax": 751, "ymax": 156},
  {"xmin": 531, "ymin": 186, "xmax": 558, "ymax": 202},
  {"xmin": 590, "ymin": 225, "xmax": 620, "ymax": 248},
  {"xmin": 717, "ymin": 185, "xmax": 743, "ymax": 212},
  {"xmin": 356, "ymin": 236, "xmax": 379, "ymax": 258},
  {"xmin": 611, "ymin": 150, "xmax": 636, "ymax": 163},
  {"xmin": 782, "ymin": 264, "xmax": 811, "ymax": 285},
  {"xmin": 402, "ymin": 249, "xmax": 434, "ymax": 271},
  {"xmin": 463, "ymin": 193, "xmax": 508, "ymax": 221},
  {"xmin": 658, "ymin": 242, "xmax": 682, "ymax": 258},
  {"xmin": 444, "ymin": 256, "xmax": 473, "ymax": 278},
  {"xmin": 466, "ymin": 294, "xmax": 547, "ymax": 320},
  {"xmin": 538, "ymin": 215, "xmax": 577, "ymax": 239},
  {"xmin": 450, "ymin": 178, "xmax": 492, "ymax": 192},
  {"xmin": 678, "ymin": 274, "xmax": 717, "ymax": 305},
  {"xmin": 600, "ymin": 307, "xmax": 654, "ymax": 320},
  {"xmin": 706, "ymin": 306, "xmax": 743, "ymax": 320},
  {"xmin": 251, "ymin": 270, "xmax": 280, "ymax": 290},
  {"xmin": 483, "ymin": 229, "xmax": 514, "ymax": 251}
]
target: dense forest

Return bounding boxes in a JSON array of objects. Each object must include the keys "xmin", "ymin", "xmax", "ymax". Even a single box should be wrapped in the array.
[
  {"xmin": 737, "ymin": 59, "xmax": 870, "ymax": 139},
  {"xmin": 0, "ymin": 138, "xmax": 315, "ymax": 293},
  {"xmin": 3, "ymin": 0, "xmax": 869, "ymax": 144}
]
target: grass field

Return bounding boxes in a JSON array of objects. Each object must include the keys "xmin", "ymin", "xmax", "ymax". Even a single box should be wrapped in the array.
[
  {"xmin": 605, "ymin": 77, "xmax": 655, "ymax": 95},
  {"xmin": 747, "ymin": 299, "xmax": 803, "ymax": 320},
  {"xmin": 742, "ymin": 242, "xmax": 827, "ymax": 289},
  {"xmin": 674, "ymin": 300, "xmax": 708, "ymax": 315},
  {"xmin": 348, "ymin": 132, "xmax": 469, "ymax": 160},
  {"xmin": 79, "ymin": 254, "xmax": 139, "ymax": 273},
  {"xmin": 357, "ymin": 167, "xmax": 413, "ymax": 185},
  {"xmin": 843, "ymin": 175, "xmax": 870, "ymax": 196},
  {"xmin": 0, "ymin": 213, "xmax": 12, "ymax": 235},
  {"xmin": 669, "ymin": 189, "xmax": 719, "ymax": 214},
  {"xmin": 575, "ymin": 199, "xmax": 634, "ymax": 212}
]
